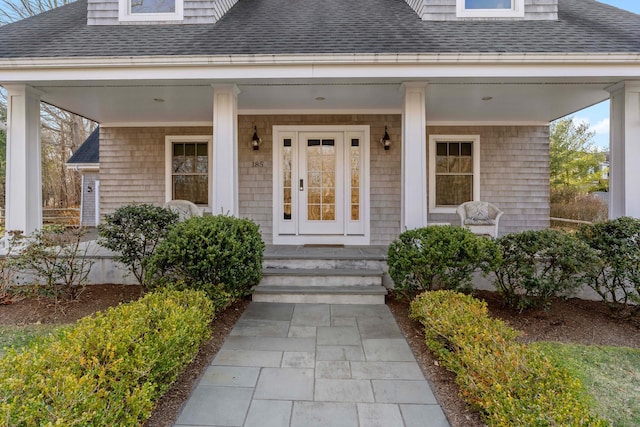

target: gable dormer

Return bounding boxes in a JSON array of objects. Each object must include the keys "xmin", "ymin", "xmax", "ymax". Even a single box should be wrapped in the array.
[
  {"xmin": 406, "ymin": 0, "xmax": 558, "ymax": 21},
  {"xmin": 87, "ymin": 0, "xmax": 239, "ymax": 25}
]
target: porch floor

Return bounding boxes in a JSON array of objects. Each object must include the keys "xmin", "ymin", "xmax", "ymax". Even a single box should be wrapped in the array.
[{"xmin": 173, "ymin": 302, "xmax": 450, "ymax": 427}]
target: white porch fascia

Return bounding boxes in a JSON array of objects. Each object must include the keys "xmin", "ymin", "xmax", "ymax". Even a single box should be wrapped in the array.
[
  {"xmin": 211, "ymin": 84, "xmax": 240, "ymax": 216},
  {"xmin": 608, "ymin": 80, "xmax": 640, "ymax": 219},
  {"xmin": 401, "ymin": 82, "xmax": 428, "ymax": 230},
  {"xmin": 4, "ymin": 84, "xmax": 43, "ymax": 235}
]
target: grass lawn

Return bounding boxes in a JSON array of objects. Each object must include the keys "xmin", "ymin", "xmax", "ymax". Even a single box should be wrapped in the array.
[
  {"xmin": 0, "ymin": 324, "xmax": 63, "ymax": 358},
  {"xmin": 537, "ymin": 342, "xmax": 640, "ymax": 427}
]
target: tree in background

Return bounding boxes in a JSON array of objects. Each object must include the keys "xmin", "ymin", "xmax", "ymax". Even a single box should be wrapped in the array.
[
  {"xmin": 550, "ymin": 117, "xmax": 608, "ymax": 223},
  {"xmin": 550, "ymin": 117, "xmax": 606, "ymax": 196},
  {"xmin": 0, "ymin": 0, "xmax": 75, "ymax": 25}
]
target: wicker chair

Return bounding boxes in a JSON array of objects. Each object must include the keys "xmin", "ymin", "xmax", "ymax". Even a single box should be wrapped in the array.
[
  {"xmin": 456, "ymin": 201, "xmax": 503, "ymax": 238},
  {"xmin": 164, "ymin": 200, "xmax": 203, "ymax": 221}
]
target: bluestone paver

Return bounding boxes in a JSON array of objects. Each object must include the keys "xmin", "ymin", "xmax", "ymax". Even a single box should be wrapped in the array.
[
  {"xmin": 174, "ymin": 302, "xmax": 450, "ymax": 426},
  {"xmin": 357, "ymin": 403, "xmax": 405, "ymax": 427},
  {"xmin": 244, "ymin": 400, "xmax": 292, "ymax": 427}
]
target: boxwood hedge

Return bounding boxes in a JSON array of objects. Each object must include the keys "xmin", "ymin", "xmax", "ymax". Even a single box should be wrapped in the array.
[{"xmin": 0, "ymin": 289, "xmax": 223, "ymax": 426}]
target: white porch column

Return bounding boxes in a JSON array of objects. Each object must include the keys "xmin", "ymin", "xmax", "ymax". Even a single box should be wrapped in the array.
[
  {"xmin": 608, "ymin": 81, "xmax": 640, "ymax": 218},
  {"xmin": 401, "ymin": 82, "xmax": 429, "ymax": 230},
  {"xmin": 4, "ymin": 84, "xmax": 42, "ymax": 235},
  {"xmin": 211, "ymin": 84, "xmax": 240, "ymax": 216}
]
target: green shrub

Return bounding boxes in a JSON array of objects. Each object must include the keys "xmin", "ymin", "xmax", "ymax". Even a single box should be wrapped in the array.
[
  {"xmin": 387, "ymin": 225, "xmax": 501, "ymax": 296},
  {"xmin": 410, "ymin": 291, "xmax": 609, "ymax": 427},
  {"xmin": 493, "ymin": 229, "xmax": 598, "ymax": 309},
  {"xmin": 13, "ymin": 225, "xmax": 94, "ymax": 301},
  {"xmin": 98, "ymin": 204, "xmax": 179, "ymax": 287},
  {"xmin": 147, "ymin": 215, "xmax": 265, "ymax": 298},
  {"xmin": 577, "ymin": 217, "xmax": 640, "ymax": 312},
  {"xmin": 0, "ymin": 289, "xmax": 221, "ymax": 426}
]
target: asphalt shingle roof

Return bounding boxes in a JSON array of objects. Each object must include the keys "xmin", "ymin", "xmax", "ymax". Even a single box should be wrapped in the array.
[
  {"xmin": 0, "ymin": 0, "xmax": 639, "ymax": 58},
  {"xmin": 67, "ymin": 127, "xmax": 99, "ymax": 164}
]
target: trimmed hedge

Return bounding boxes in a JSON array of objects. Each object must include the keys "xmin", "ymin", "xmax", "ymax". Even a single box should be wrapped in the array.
[
  {"xmin": 493, "ymin": 229, "xmax": 598, "ymax": 309},
  {"xmin": 387, "ymin": 225, "xmax": 500, "ymax": 295},
  {"xmin": 0, "ymin": 289, "xmax": 222, "ymax": 426},
  {"xmin": 577, "ymin": 217, "xmax": 640, "ymax": 310},
  {"xmin": 410, "ymin": 291, "xmax": 609, "ymax": 427},
  {"xmin": 147, "ymin": 215, "xmax": 265, "ymax": 298}
]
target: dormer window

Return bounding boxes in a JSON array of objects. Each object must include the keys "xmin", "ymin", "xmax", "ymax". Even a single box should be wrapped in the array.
[
  {"xmin": 457, "ymin": 0, "xmax": 524, "ymax": 18},
  {"xmin": 119, "ymin": 0, "xmax": 184, "ymax": 22}
]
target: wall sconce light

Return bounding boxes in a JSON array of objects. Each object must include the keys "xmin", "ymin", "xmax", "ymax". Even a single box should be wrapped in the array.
[
  {"xmin": 380, "ymin": 126, "xmax": 391, "ymax": 151},
  {"xmin": 251, "ymin": 125, "xmax": 262, "ymax": 151}
]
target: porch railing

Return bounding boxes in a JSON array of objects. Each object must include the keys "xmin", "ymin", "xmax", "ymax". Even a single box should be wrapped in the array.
[
  {"xmin": 550, "ymin": 216, "xmax": 593, "ymax": 231},
  {"xmin": 0, "ymin": 207, "xmax": 80, "ymax": 231}
]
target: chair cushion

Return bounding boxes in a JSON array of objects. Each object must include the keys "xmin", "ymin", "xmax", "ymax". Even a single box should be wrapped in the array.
[{"xmin": 464, "ymin": 202, "xmax": 492, "ymax": 223}]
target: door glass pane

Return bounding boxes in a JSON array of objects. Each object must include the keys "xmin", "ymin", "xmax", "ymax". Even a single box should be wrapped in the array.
[
  {"xmin": 283, "ymin": 142, "xmax": 292, "ymax": 220},
  {"xmin": 307, "ymin": 138, "xmax": 336, "ymax": 221},
  {"xmin": 350, "ymin": 141, "xmax": 360, "ymax": 221}
]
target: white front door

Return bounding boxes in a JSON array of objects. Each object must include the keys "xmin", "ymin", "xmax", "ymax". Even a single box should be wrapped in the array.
[
  {"xmin": 298, "ymin": 132, "xmax": 344, "ymax": 235},
  {"xmin": 273, "ymin": 126, "xmax": 370, "ymax": 245}
]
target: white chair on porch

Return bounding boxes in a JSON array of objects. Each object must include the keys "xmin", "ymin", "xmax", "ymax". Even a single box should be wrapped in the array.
[
  {"xmin": 164, "ymin": 200, "xmax": 203, "ymax": 221},
  {"xmin": 456, "ymin": 201, "xmax": 503, "ymax": 238}
]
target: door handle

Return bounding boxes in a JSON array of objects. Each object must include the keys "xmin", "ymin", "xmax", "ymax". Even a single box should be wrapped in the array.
[{"xmin": 299, "ymin": 179, "xmax": 304, "ymax": 191}]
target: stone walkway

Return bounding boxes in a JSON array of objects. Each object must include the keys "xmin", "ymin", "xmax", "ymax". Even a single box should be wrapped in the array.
[{"xmin": 173, "ymin": 303, "xmax": 450, "ymax": 427}]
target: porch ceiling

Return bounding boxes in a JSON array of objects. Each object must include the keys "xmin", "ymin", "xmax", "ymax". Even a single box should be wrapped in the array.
[{"xmin": 28, "ymin": 77, "xmax": 616, "ymax": 124}]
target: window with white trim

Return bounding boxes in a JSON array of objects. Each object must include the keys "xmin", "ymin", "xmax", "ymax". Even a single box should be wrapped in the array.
[
  {"xmin": 165, "ymin": 136, "xmax": 212, "ymax": 207},
  {"xmin": 429, "ymin": 135, "xmax": 480, "ymax": 213},
  {"xmin": 457, "ymin": 0, "xmax": 524, "ymax": 18},
  {"xmin": 119, "ymin": 0, "xmax": 184, "ymax": 22}
]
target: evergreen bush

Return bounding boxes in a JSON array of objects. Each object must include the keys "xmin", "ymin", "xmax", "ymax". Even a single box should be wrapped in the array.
[
  {"xmin": 387, "ymin": 225, "xmax": 500, "ymax": 296},
  {"xmin": 147, "ymin": 215, "xmax": 264, "ymax": 298},
  {"xmin": 0, "ymin": 289, "xmax": 221, "ymax": 426},
  {"xmin": 493, "ymin": 229, "xmax": 597, "ymax": 309},
  {"xmin": 410, "ymin": 291, "xmax": 608, "ymax": 427},
  {"xmin": 577, "ymin": 217, "xmax": 640, "ymax": 312}
]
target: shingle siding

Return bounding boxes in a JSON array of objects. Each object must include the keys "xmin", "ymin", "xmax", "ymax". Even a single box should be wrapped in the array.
[
  {"xmin": 98, "ymin": 121, "xmax": 548, "ymax": 245},
  {"xmin": 86, "ymin": 0, "xmax": 238, "ymax": 25},
  {"xmin": 427, "ymin": 125, "xmax": 550, "ymax": 235},
  {"xmin": 413, "ymin": 0, "xmax": 557, "ymax": 20}
]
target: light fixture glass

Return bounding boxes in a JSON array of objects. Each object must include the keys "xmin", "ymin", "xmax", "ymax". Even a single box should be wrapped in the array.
[
  {"xmin": 380, "ymin": 126, "xmax": 391, "ymax": 151},
  {"xmin": 251, "ymin": 125, "xmax": 262, "ymax": 151}
]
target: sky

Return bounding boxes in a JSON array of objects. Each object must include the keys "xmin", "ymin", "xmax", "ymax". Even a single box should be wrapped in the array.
[{"xmin": 569, "ymin": 0, "xmax": 640, "ymax": 151}]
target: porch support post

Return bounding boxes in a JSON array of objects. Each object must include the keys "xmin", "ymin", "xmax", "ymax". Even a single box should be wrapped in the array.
[
  {"xmin": 608, "ymin": 81, "xmax": 640, "ymax": 218},
  {"xmin": 4, "ymin": 84, "xmax": 42, "ymax": 235},
  {"xmin": 211, "ymin": 84, "xmax": 240, "ymax": 216},
  {"xmin": 401, "ymin": 82, "xmax": 429, "ymax": 230}
]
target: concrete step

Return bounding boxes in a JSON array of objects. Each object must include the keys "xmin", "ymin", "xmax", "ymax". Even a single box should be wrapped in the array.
[
  {"xmin": 264, "ymin": 257, "xmax": 386, "ymax": 270},
  {"xmin": 252, "ymin": 285, "xmax": 387, "ymax": 304},
  {"xmin": 260, "ymin": 268, "xmax": 384, "ymax": 287}
]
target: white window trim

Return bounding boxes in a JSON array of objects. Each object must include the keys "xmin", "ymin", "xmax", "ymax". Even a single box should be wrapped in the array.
[
  {"xmin": 165, "ymin": 135, "xmax": 213, "ymax": 211},
  {"xmin": 119, "ymin": 0, "xmax": 184, "ymax": 22},
  {"xmin": 428, "ymin": 135, "xmax": 481, "ymax": 214},
  {"xmin": 456, "ymin": 0, "xmax": 524, "ymax": 18}
]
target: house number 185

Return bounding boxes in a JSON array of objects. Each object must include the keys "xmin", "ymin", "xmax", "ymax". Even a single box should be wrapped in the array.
[{"xmin": 252, "ymin": 161, "xmax": 264, "ymax": 168}]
